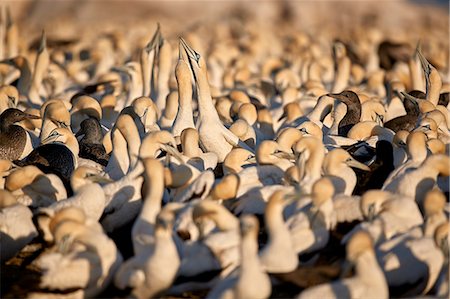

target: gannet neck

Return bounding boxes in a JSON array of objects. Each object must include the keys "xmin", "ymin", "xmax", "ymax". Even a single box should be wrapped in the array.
[
  {"xmin": 196, "ymin": 67, "xmax": 222, "ymax": 123},
  {"xmin": 406, "ymin": 131, "xmax": 427, "ymax": 162},
  {"xmin": 155, "ymin": 39, "xmax": 172, "ymax": 113},
  {"xmin": 181, "ymin": 128, "xmax": 202, "ymax": 157},
  {"xmin": 308, "ymin": 95, "xmax": 334, "ymax": 122},
  {"xmin": 140, "ymin": 158, "xmax": 164, "ymax": 222},
  {"xmin": 115, "ymin": 114, "xmax": 141, "ymax": 169}
]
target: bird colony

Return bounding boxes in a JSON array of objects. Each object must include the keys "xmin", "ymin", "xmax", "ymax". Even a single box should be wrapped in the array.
[{"xmin": 0, "ymin": 2, "xmax": 449, "ymax": 299}]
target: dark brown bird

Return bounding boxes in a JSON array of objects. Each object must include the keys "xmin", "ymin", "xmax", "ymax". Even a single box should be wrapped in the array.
[
  {"xmin": 76, "ymin": 117, "xmax": 109, "ymax": 166},
  {"xmin": 0, "ymin": 108, "xmax": 40, "ymax": 161},
  {"xmin": 327, "ymin": 90, "xmax": 362, "ymax": 137},
  {"xmin": 384, "ymin": 90, "xmax": 423, "ymax": 132}
]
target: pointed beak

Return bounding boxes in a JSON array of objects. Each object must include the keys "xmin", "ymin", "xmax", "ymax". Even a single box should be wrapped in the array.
[
  {"xmin": 346, "ymin": 158, "xmax": 370, "ymax": 171},
  {"xmin": 163, "ymin": 144, "xmax": 184, "ymax": 163},
  {"xmin": 416, "ymin": 48, "xmax": 432, "ymax": 75},
  {"xmin": 277, "ymin": 110, "xmax": 287, "ymax": 122},
  {"xmin": 179, "ymin": 37, "xmax": 200, "ymax": 63},
  {"xmin": 75, "ymin": 129, "xmax": 84, "ymax": 137},
  {"xmin": 38, "ymin": 30, "xmax": 47, "ymax": 54},
  {"xmin": 273, "ymin": 151, "xmax": 296, "ymax": 161},
  {"xmin": 145, "ymin": 23, "xmax": 162, "ymax": 54},
  {"xmin": 24, "ymin": 113, "xmax": 40, "ymax": 120},
  {"xmin": 88, "ymin": 174, "xmax": 113, "ymax": 184},
  {"xmin": 326, "ymin": 93, "xmax": 348, "ymax": 103},
  {"xmin": 245, "ymin": 156, "xmax": 257, "ymax": 164}
]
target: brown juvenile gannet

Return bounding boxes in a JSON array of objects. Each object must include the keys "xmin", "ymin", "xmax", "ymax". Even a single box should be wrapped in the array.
[
  {"xmin": 76, "ymin": 117, "xmax": 109, "ymax": 166},
  {"xmin": 327, "ymin": 90, "xmax": 362, "ymax": 136},
  {"xmin": 384, "ymin": 90, "xmax": 421, "ymax": 132},
  {"xmin": 0, "ymin": 108, "xmax": 40, "ymax": 160}
]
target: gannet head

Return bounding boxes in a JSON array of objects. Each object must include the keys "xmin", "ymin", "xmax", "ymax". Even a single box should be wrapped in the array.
[
  {"xmin": 0, "ymin": 190, "xmax": 17, "ymax": 209},
  {"xmin": 210, "ymin": 173, "xmax": 240, "ymax": 201},
  {"xmin": 346, "ymin": 231, "xmax": 374, "ymax": 262}
]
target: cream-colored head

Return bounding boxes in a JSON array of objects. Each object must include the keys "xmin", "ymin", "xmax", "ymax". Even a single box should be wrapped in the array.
[
  {"xmin": 132, "ymin": 96, "xmax": 159, "ymax": 120},
  {"xmin": 238, "ymin": 103, "xmax": 257, "ymax": 125},
  {"xmin": 223, "ymin": 148, "xmax": 255, "ymax": 174},
  {"xmin": 140, "ymin": 130, "xmax": 178, "ymax": 159},
  {"xmin": 347, "ymin": 121, "xmax": 380, "ymax": 141},
  {"xmin": 393, "ymin": 130, "xmax": 409, "ymax": 148},
  {"xmin": 323, "ymin": 148, "xmax": 370, "ymax": 173},
  {"xmin": 360, "ymin": 190, "xmax": 392, "ymax": 220},
  {"xmin": 42, "ymin": 127, "xmax": 79, "ymax": 156},
  {"xmin": 210, "ymin": 173, "xmax": 240, "ymax": 200},
  {"xmin": 42, "ymin": 100, "xmax": 71, "ymax": 128},
  {"xmin": 346, "ymin": 231, "xmax": 374, "ymax": 262},
  {"xmin": 414, "ymin": 117, "xmax": 438, "ymax": 139},
  {"xmin": 71, "ymin": 95, "xmax": 102, "ymax": 120},
  {"xmin": 282, "ymin": 102, "xmax": 303, "ymax": 122},
  {"xmin": 70, "ymin": 166, "xmax": 110, "ymax": 191},
  {"xmin": 0, "ymin": 190, "xmax": 17, "ymax": 209},
  {"xmin": 180, "ymin": 128, "xmax": 201, "ymax": 157},
  {"xmin": 229, "ymin": 90, "xmax": 251, "ymax": 104},
  {"xmin": 5, "ymin": 165, "xmax": 43, "ymax": 191},
  {"xmin": 230, "ymin": 119, "xmax": 250, "ymax": 139},
  {"xmin": 257, "ymin": 140, "xmax": 282, "ymax": 165},
  {"xmin": 192, "ymin": 199, "xmax": 239, "ymax": 231},
  {"xmin": 276, "ymin": 128, "xmax": 304, "ymax": 153},
  {"xmin": 215, "ymin": 97, "xmax": 233, "ymax": 124},
  {"xmin": 361, "ymin": 100, "xmax": 385, "ymax": 124},
  {"xmin": 52, "ymin": 220, "xmax": 85, "ymax": 245},
  {"xmin": 297, "ymin": 121, "xmax": 323, "ymax": 139},
  {"xmin": 406, "ymin": 131, "xmax": 428, "ymax": 161},
  {"xmin": 49, "ymin": 207, "xmax": 87, "ymax": 236},
  {"xmin": 311, "ymin": 177, "xmax": 334, "ymax": 207},
  {"xmin": 423, "ymin": 189, "xmax": 446, "ymax": 217}
]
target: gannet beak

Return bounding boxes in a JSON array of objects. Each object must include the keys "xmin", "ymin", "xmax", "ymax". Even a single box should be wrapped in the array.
[
  {"xmin": 246, "ymin": 156, "xmax": 257, "ymax": 164},
  {"xmin": 277, "ymin": 110, "xmax": 287, "ymax": 122},
  {"xmin": 100, "ymin": 124, "xmax": 110, "ymax": 132},
  {"xmin": 346, "ymin": 158, "xmax": 370, "ymax": 171},
  {"xmin": 24, "ymin": 113, "xmax": 41, "ymax": 120},
  {"xmin": 375, "ymin": 113, "xmax": 384, "ymax": 126},
  {"xmin": 416, "ymin": 47, "xmax": 431, "ymax": 75},
  {"xmin": 179, "ymin": 37, "xmax": 200, "ymax": 64},
  {"xmin": 38, "ymin": 30, "xmax": 47, "ymax": 54},
  {"xmin": 273, "ymin": 151, "xmax": 296, "ymax": 161},
  {"xmin": 163, "ymin": 144, "xmax": 184, "ymax": 163},
  {"xmin": 145, "ymin": 23, "xmax": 162, "ymax": 54},
  {"xmin": 88, "ymin": 174, "xmax": 113, "ymax": 184},
  {"xmin": 75, "ymin": 129, "xmax": 84, "ymax": 137},
  {"xmin": 56, "ymin": 234, "xmax": 73, "ymax": 254}
]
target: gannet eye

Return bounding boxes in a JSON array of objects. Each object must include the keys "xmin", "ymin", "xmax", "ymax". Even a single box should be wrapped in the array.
[
  {"xmin": 423, "ymin": 124, "xmax": 431, "ymax": 130},
  {"xmin": 300, "ymin": 127, "xmax": 307, "ymax": 133},
  {"xmin": 195, "ymin": 52, "xmax": 201, "ymax": 61}
]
